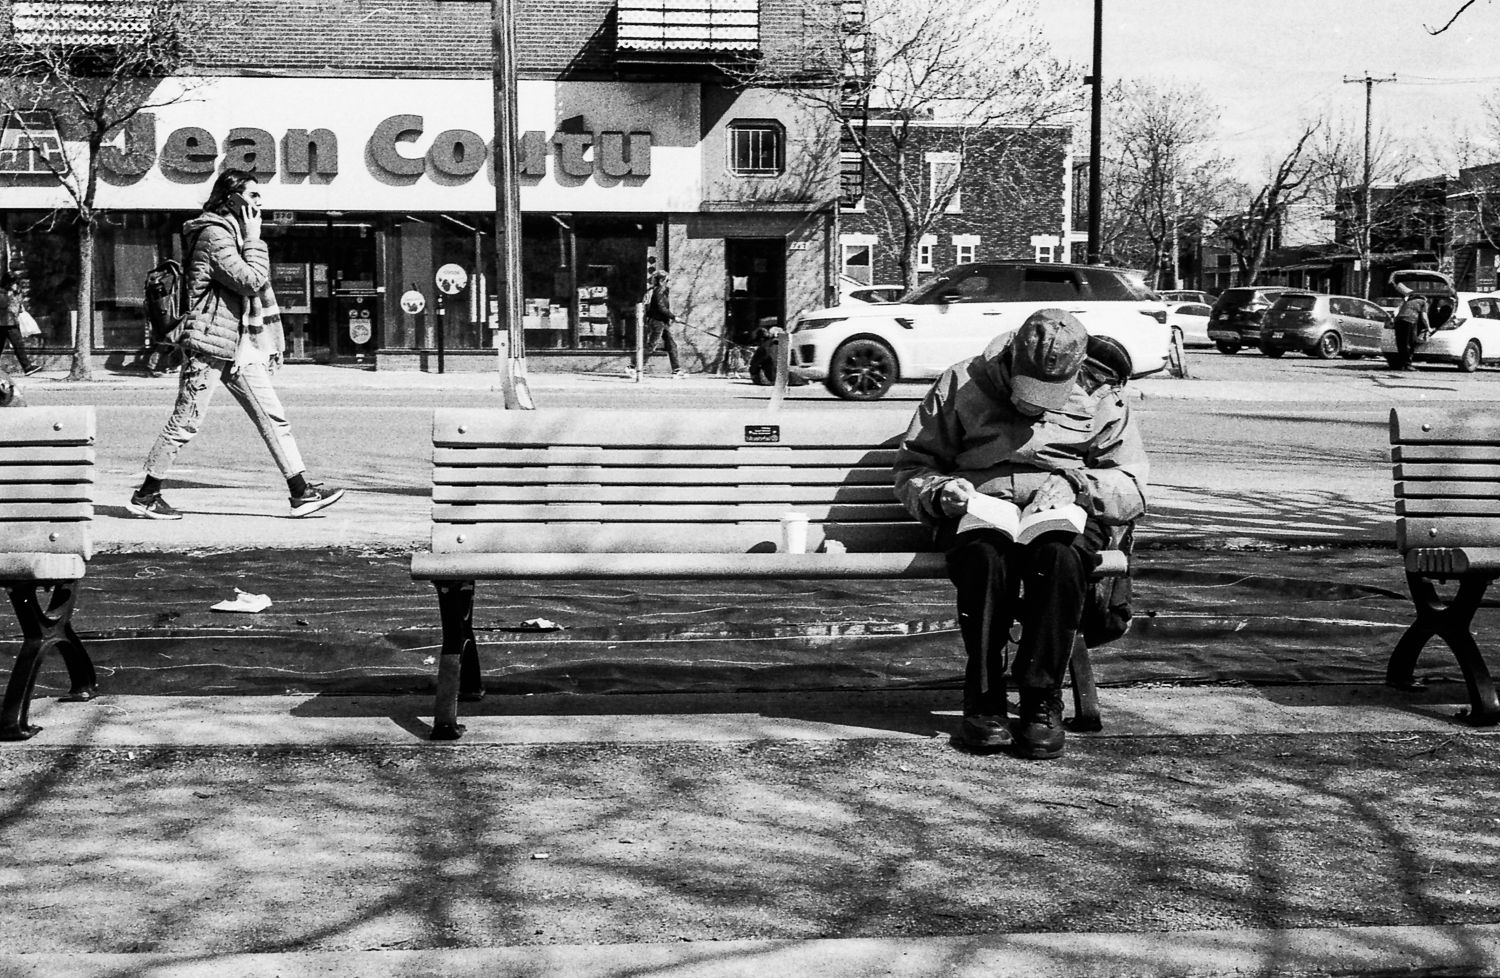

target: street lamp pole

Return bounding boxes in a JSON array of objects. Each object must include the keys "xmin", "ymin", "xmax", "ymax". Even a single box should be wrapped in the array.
[
  {"xmin": 1085, "ymin": 0, "xmax": 1103, "ymax": 265},
  {"xmin": 493, "ymin": 0, "xmax": 534, "ymax": 409}
]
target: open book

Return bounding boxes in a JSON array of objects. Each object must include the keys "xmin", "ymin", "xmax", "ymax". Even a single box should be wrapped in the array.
[{"xmin": 958, "ymin": 493, "xmax": 1087, "ymax": 544}]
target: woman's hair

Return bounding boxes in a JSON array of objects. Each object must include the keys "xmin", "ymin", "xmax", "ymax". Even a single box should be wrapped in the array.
[{"xmin": 202, "ymin": 169, "xmax": 257, "ymax": 216}]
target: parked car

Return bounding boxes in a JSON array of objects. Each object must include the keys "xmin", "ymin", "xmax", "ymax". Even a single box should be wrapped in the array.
[
  {"xmin": 1159, "ymin": 289, "xmax": 1214, "ymax": 305},
  {"xmin": 842, "ymin": 284, "xmax": 906, "ymax": 305},
  {"xmin": 1379, "ymin": 290, "xmax": 1500, "ymax": 371},
  {"xmin": 1164, "ymin": 301, "xmax": 1213, "ymax": 347},
  {"xmin": 1259, "ymin": 293, "xmax": 1392, "ymax": 359},
  {"xmin": 1207, "ymin": 287, "xmax": 1309, "ymax": 354},
  {"xmin": 789, "ymin": 261, "xmax": 1172, "ymax": 400}
]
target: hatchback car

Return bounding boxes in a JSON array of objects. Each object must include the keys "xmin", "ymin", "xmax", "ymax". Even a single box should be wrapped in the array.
[
  {"xmin": 1260, "ymin": 293, "xmax": 1391, "ymax": 359},
  {"xmin": 1165, "ymin": 301, "xmax": 1213, "ymax": 347},
  {"xmin": 789, "ymin": 261, "xmax": 1172, "ymax": 400},
  {"xmin": 1379, "ymin": 291, "xmax": 1500, "ymax": 371},
  {"xmin": 1207, "ymin": 287, "xmax": 1307, "ymax": 353}
]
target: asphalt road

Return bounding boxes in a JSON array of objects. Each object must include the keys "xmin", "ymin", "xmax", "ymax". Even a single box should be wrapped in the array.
[{"xmin": 15, "ymin": 348, "xmax": 1500, "ymax": 549}]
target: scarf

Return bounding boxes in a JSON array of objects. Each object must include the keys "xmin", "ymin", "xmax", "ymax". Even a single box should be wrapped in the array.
[{"xmin": 233, "ymin": 278, "xmax": 286, "ymax": 373}]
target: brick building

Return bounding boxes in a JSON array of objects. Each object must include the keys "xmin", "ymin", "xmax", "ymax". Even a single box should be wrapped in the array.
[
  {"xmin": 836, "ymin": 121, "xmax": 1073, "ymax": 292},
  {"xmin": 0, "ymin": 0, "xmax": 843, "ymax": 372}
]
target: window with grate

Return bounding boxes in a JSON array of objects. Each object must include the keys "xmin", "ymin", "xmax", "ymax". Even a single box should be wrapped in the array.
[
  {"xmin": 728, "ymin": 120, "xmax": 784, "ymax": 177},
  {"xmin": 617, "ymin": 0, "xmax": 759, "ymax": 53},
  {"xmin": 11, "ymin": 0, "xmax": 157, "ymax": 46}
]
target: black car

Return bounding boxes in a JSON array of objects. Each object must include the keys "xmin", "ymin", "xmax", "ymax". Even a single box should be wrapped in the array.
[{"xmin": 1207, "ymin": 287, "xmax": 1312, "ymax": 354}]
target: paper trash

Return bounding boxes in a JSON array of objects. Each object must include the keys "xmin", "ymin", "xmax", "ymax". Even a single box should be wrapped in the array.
[{"xmin": 210, "ymin": 588, "xmax": 272, "ymax": 614}]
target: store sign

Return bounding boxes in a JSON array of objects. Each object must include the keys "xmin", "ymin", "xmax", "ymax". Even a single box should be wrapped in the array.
[
  {"xmin": 271, "ymin": 262, "xmax": 311, "ymax": 314},
  {"xmin": 348, "ymin": 308, "xmax": 373, "ymax": 345},
  {"xmin": 400, "ymin": 290, "xmax": 426, "ymax": 314},
  {"xmin": 0, "ymin": 110, "xmax": 66, "ymax": 176}
]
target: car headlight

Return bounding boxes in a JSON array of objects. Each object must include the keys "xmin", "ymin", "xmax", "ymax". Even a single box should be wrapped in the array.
[{"xmin": 794, "ymin": 318, "xmax": 844, "ymax": 332}]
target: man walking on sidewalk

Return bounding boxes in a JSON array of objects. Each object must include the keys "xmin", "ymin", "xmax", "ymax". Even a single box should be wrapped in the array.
[
  {"xmin": 128, "ymin": 169, "xmax": 344, "ymax": 521},
  {"xmin": 894, "ymin": 310, "xmax": 1148, "ymax": 759},
  {"xmin": 631, "ymin": 269, "xmax": 684, "ymax": 380}
]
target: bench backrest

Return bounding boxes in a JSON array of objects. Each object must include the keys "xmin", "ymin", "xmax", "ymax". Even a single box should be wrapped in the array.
[
  {"xmin": 432, "ymin": 408, "xmax": 927, "ymax": 554},
  {"xmin": 0, "ymin": 407, "xmax": 96, "ymax": 559},
  {"xmin": 1391, "ymin": 407, "xmax": 1500, "ymax": 553}
]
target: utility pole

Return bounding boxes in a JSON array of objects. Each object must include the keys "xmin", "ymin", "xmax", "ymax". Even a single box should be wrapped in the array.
[
  {"xmin": 493, "ymin": 0, "xmax": 535, "ymax": 409},
  {"xmin": 1085, "ymin": 0, "xmax": 1103, "ymax": 264},
  {"xmin": 1343, "ymin": 72, "xmax": 1396, "ymax": 299}
]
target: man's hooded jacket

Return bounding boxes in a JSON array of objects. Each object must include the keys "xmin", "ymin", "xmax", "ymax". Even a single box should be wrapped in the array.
[{"xmin": 893, "ymin": 332, "xmax": 1149, "ymax": 529}]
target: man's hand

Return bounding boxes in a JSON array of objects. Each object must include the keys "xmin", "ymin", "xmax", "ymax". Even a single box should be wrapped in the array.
[
  {"xmin": 1028, "ymin": 472, "xmax": 1076, "ymax": 511},
  {"xmin": 937, "ymin": 478, "xmax": 977, "ymax": 517}
]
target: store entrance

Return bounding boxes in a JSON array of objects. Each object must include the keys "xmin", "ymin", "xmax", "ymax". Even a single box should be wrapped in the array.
[
  {"xmin": 725, "ymin": 238, "xmax": 786, "ymax": 347},
  {"xmin": 262, "ymin": 220, "xmax": 380, "ymax": 363}
]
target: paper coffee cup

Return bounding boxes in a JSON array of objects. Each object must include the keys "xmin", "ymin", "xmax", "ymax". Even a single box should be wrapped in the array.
[{"xmin": 780, "ymin": 512, "xmax": 810, "ymax": 554}]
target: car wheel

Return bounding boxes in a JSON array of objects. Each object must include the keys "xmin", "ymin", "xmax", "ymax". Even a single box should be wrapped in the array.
[
  {"xmin": 825, "ymin": 338, "xmax": 897, "ymax": 400},
  {"xmin": 1459, "ymin": 339, "xmax": 1481, "ymax": 373},
  {"xmin": 1315, "ymin": 331, "xmax": 1342, "ymax": 359},
  {"xmin": 1262, "ymin": 347, "xmax": 1285, "ymax": 358},
  {"xmin": 1214, "ymin": 341, "xmax": 1240, "ymax": 355}
]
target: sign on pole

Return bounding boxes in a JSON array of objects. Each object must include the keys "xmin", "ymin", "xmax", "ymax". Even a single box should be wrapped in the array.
[{"xmin": 435, "ymin": 263, "xmax": 468, "ymax": 295}]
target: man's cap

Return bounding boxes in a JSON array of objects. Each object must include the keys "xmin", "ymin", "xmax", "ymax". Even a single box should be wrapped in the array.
[
  {"xmin": 1009, "ymin": 308, "xmax": 1089, "ymax": 411},
  {"xmin": 650, "ymin": 269, "xmax": 668, "ymax": 282}
]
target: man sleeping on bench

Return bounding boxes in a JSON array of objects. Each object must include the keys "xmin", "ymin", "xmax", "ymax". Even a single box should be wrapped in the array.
[{"xmin": 893, "ymin": 309, "xmax": 1149, "ymax": 759}]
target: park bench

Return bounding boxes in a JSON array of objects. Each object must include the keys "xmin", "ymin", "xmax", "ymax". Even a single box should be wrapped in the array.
[
  {"xmin": 0, "ymin": 406, "xmax": 97, "ymax": 741},
  {"xmin": 1388, "ymin": 407, "xmax": 1500, "ymax": 725},
  {"xmin": 410, "ymin": 408, "xmax": 1129, "ymax": 741}
]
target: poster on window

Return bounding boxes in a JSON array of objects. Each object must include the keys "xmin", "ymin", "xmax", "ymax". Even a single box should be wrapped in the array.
[{"xmin": 272, "ymin": 263, "xmax": 312, "ymax": 314}]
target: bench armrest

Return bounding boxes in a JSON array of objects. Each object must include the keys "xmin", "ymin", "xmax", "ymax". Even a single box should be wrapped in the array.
[
  {"xmin": 1406, "ymin": 547, "xmax": 1500, "ymax": 576},
  {"xmin": 0, "ymin": 552, "xmax": 87, "ymax": 582}
]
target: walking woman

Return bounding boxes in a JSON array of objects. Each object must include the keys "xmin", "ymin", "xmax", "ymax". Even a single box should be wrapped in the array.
[
  {"xmin": 128, "ymin": 169, "xmax": 344, "ymax": 520},
  {"xmin": 0, "ymin": 273, "xmax": 39, "ymax": 377}
]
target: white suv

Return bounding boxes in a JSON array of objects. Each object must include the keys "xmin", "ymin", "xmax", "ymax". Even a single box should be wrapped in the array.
[{"xmin": 789, "ymin": 262, "xmax": 1171, "ymax": 400}]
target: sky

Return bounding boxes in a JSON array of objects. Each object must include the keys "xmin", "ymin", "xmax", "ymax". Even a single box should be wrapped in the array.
[{"xmin": 1030, "ymin": 0, "xmax": 1500, "ymax": 180}]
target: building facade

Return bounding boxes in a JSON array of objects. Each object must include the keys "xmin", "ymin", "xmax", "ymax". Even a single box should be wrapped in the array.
[
  {"xmin": 0, "ymin": 0, "xmax": 843, "ymax": 372},
  {"xmin": 837, "ymin": 121, "xmax": 1073, "ymax": 292}
]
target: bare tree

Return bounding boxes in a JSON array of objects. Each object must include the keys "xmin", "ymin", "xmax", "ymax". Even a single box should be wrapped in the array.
[
  {"xmin": 1307, "ymin": 118, "xmax": 1423, "ymax": 294},
  {"xmin": 1214, "ymin": 121, "xmax": 1323, "ymax": 286},
  {"xmin": 1095, "ymin": 80, "xmax": 1236, "ymax": 285},
  {"xmin": 0, "ymin": 0, "xmax": 221, "ymax": 380},
  {"xmin": 1427, "ymin": 0, "xmax": 1485, "ymax": 33},
  {"xmin": 744, "ymin": 0, "xmax": 1078, "ymax": 289}
]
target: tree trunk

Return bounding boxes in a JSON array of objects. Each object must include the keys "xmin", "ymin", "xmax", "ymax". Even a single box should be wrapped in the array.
[
  {"xmin": 70, "ymin": 223, "xmax": 93, "ymax": 382},
  {"xmin": 901, "ymin": 234, "xmax": 921, "ymax": 291}
]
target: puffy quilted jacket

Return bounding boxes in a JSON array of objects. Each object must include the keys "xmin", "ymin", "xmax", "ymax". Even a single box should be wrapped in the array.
[{"xmin": 177, "ymin": 213, "xmax": 269, "ymax": 362}]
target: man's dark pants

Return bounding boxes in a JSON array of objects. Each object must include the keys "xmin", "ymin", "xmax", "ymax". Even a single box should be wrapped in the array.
[
  {"xmin": 941, "ymin": 520, "xmax": 1104, "ymax": 715},
  {"xmin": 644, "ymin": 317, "xmax": 680, "ymax": 371},
  {"xmin": 1394, "ymin": 317, "xmax": 1418, "ymax": 367}
]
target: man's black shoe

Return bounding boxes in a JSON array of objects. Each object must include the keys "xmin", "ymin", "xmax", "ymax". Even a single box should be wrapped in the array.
[
  {"xmin": 958, "ymin": 714, "xmax": 1013, "ymax": 751},
  {"xmin": 21, "ymin": 365, "xmax": 41, "ymax": 376},
  {"xmin": 127, "ymin": 490, "xmax": 183, "ymax": 521},
  {"xmin": 289, "ymin": 483, "xmax": 345, "ymax": 518},
  {"xmin": 1014, "ymin": 689, "xmax": 1065, "ymax": 760}
]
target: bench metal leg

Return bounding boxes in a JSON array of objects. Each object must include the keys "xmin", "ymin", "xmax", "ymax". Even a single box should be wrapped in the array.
[
  {"xmin": 1066, "ymin": 631, "xmax": 1102, "ymax": 733},
  {"xmin": 432, "ymin": 580, "xmax": 482, "ymax": 741},
  {"xmin": 1388, "ymin": 574, "xmax": 1500, "ymax": 726},
  {"xmin": 2, "ymin": 581, "xmax": 95, "ymax": 742}
]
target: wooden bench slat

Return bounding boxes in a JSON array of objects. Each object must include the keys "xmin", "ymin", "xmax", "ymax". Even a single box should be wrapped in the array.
[
  {"xmin": 0, "ymin": 484, "xmax": 95, "ymax": 502},
  {"xmin": 1398, "ymin": 516, "xmax": 1500, "ymax": 551},
  {"xmin": 0, "ymin": 502, "xmax": 92, "ymax": 520},
  {"xmin": 1391, "ymin": 408, "xmax": 1500, "ymax": 444},
  {"xmin": 1397, "ymin": 498, "xmax": 1500, "ymax": 517},
  {"xmin": 1395, "ymin": 461, "xmax": 1500, "ymax": 480},
  {"xmin": 0, "ymin": 410, "xmax": 96, "ymax": 446},
  {"xmin": 432, "ymin": 484, "xmax": 898, "ymax": 504},
  {"xmin": 412, "ymin": 549, "xmax": 1129, "ymax": 581},
  {"xmin": 0, "ymin": 464, "xmax": 95, "ymax": 485},
  {"xmin": 432, "ymin": 502, "xmax": 914, "ymax": 524},
  {"xmin": 0, "ymin": 446, "xmax": 96, "ymax": 465},
  {"xmin": 432, "ymin": 521, "xmax": 935, "ymax": 554},
  {"xmin": 433, "ymin": 466, "xmax": 897, "ymax": 487},
  {"xmin": 434, "ymin": 447, "xmax": 899, "ymax": 467},
  {"xmin": 2, "ymin": 523, "xmax": 91, "ymax": 559},
  {"xmin": 1395, "ymin": 481, "xmax": 1500, "ymax": 499},
  {"xmin": 434, "ymin": 408, "xmax": 913, "ymax": 448},
  {"xmin": 0, "ymin": 552, "xmax": 87, "ymax": 582}
]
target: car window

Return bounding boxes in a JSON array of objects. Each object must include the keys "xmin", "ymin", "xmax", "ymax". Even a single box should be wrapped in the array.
[
  {"xmin": 1359, "ymin": 301, "xmax": 1387, "ymax": 320},
  {"xmin": 1471, "ymin": 299, "xmax": 1493, "ymax": 318},
  {"xmin": 1279, "ymin": 294, "xmax": 1319, "ymax": 312},
  {"xmin": 1181, "ymin": 303, "xmax": 1210, "ymax": 316},
  {"xmin": 1329, "ymin": 297, "xmax": 1353, "ymax": 316},
  {"xmin": 1020, "ymin": 267, "xmax": 1084, "ymax": 302},
  {"xmin": 1084, "ymin": 268, "xmax": 1155, "ymax": 301}
]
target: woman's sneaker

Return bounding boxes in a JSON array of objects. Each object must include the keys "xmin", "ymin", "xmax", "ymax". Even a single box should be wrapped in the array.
[
  {"xmin": 289, "ymin": 483, "xmax": 345, "ymax": 518},
  {"xmin": 22, "ymin": 365, "xmax": 41, "ymax": 376},
  {"xmin": 127, "ymin": 490, "xmax": 183, "ymax": 520}
]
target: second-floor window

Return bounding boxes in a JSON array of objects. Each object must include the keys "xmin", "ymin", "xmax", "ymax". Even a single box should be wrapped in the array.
[
  {"xmin": 927, "ymin": 152, "xmax": 961, "ymax": 214},
  {"xmin": 729, "ymin": 121, "xmax": 784, "ymax": 177}
]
